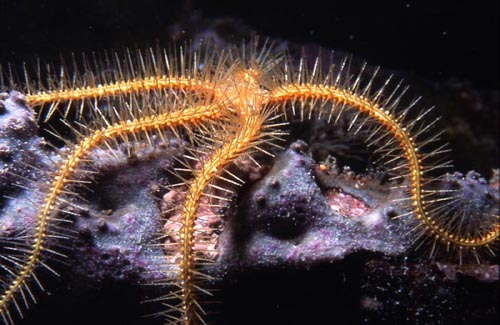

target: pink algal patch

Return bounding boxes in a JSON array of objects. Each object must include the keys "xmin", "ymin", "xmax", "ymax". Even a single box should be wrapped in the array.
[
  {"xmin": 325, "ymin": 190, "xmax": 371, "ymax": 218},
  {"xmin": 162, "ymin": 189, "xmax": 224, "ymax": 266}
]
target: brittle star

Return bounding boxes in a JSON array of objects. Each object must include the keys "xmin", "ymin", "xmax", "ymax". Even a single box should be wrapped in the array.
[{"xmin": 0, "ymin": 38, "xmax": 498, "ymax": 324}]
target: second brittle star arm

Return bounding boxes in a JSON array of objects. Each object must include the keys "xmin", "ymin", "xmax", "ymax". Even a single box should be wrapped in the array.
[
  {"xmin": 16, "ymin": 45, "xmax": 230, "ymax": 121},
  {"xmin": 25, "ymin": 76, "xmax": 218, "ymax": 121},
  {"xmin": 173, "ymin": 106, "xmax": 268, "ymax": 324},
  {"xmin": 0, "ymin": 102, "xmax": 225, "ymax": 324},
  {"xmin": 266, "ymin": 83, "xmax": 500, "ymax": 251}
]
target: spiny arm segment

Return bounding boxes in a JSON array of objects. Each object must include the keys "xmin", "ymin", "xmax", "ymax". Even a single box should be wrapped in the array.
[
  {"xmin": 25, "ymin": 77, "xmax": 217, "ymax": 121},
  {"xmin": 0, "ymin": 102, "xmax": 225, "ymax": 322},
  {"xmin": 177, "ymin": 106, "xmax": 267, "ymax": 324},
  {"xmin": 267, "ymin": 83, "xmax": 500, "ymax": 248},
  {"xmin": 25, "ymin": 77, "xmax": 215, "ymax": 106},
  {"xmin": 15, "ymin": 44, "xmax": 230, "ymax": 122}
]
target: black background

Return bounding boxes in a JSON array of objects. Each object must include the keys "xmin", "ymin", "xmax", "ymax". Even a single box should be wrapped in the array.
[{"xmin": 0, "ymin": 0, "xmax": 498, "ymax": 88}]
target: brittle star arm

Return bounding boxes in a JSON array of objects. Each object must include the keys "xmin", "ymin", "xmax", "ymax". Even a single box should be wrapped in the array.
[
  {"xmin": 175, "ymin": 105, "xmax": 268, "ymax": 324},
  {"xmin": 266, "ymin": 84, "xmax": 500, "ymax": 250},
  {"xmin": 0, "ymin": 102, "xmax": 225, "ymax": 324},
  {"xmin": 24, "ymin": 76, "xmax": 218, "ymax": 121}
]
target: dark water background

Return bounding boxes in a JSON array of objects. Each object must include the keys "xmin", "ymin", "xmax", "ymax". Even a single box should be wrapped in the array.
[{"xmin": 0, "ymin": 1, "xmax": 498, "ymax": 87}]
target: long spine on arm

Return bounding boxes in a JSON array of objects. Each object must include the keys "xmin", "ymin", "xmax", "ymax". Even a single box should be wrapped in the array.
[
  {"xmin": 177, "ymin": 106, "xmax": 266, "ymax": 324},
  {"xmin": 0, "ymin": 102, "xmax": 223, "ymax": 324},
  {"xmin": 268, "ymin": 84, "xmax": 500, "ymax": 253}
]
